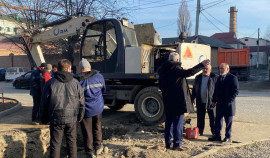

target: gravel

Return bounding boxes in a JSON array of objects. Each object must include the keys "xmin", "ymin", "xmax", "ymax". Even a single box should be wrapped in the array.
[{"xmin": 206, "ymin": 140, "xmax": 270, "ymax": 158}]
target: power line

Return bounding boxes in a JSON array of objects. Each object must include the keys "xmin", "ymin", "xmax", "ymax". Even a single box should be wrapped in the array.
[
  {"xmin": 201, "ymin": 0, "xmax": 225, "ymax": 7},
  {"xmin": 201, "ymin": 0, "xmax": 226, "ymax": 11},
  {"xmin": 156, "ymin": 21, "xmax": 177, "ymax": 29},
  {"xmin": 202, "ymin": 10, "xmax": 258, "ymax": 37},
  {"xmin": 203, "ymin": 10, "xmax": 228, "ymax": 28},
  {"xmin": 201, "ymin": 12, "xmax": 224, "ymax": 32},
  {"xmin": 125, "ymin": 0, "xmax": 165, "ymax": 9},
  {"xmin": 126, "ymin": 0, "xmax": 195, "ymax": 10}
]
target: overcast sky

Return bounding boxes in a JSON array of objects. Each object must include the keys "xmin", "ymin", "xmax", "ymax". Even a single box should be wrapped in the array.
[{"xmin": 121, "ymin": 0, "xmax": 270, "ymax": 39}]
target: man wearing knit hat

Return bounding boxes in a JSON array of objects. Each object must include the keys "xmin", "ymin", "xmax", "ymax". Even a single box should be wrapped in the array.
[{"xmin": 76, "ymin": 59, "xmax": 106, "ymax": 157}]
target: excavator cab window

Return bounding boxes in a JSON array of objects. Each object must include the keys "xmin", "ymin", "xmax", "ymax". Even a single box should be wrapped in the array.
[{"xmin": 81, "ymin": 20, "xmax": 117, "ymax": 72}]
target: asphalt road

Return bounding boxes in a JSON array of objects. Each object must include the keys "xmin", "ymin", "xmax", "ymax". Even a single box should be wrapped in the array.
[{"xmin": 0, "ymin": 81, "xmax": 135, "ymax": 131}]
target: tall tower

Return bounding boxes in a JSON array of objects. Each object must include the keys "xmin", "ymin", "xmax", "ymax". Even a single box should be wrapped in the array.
[{"xmin": 229, "ymin": 6, "xmax": 237, "ymax": 37}]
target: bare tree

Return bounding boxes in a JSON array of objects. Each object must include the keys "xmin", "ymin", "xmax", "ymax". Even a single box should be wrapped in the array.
[
  {"xmin": 265, "ymin": 25, "xmax": 270, "ymax": 41},
  {"xmin": 177, "ymin": 0, "xmax": 192, "ymax": 36},
  {"xmin": 53, "ymin": 0, "xmax": 127, "ymax": 63},
  {"xmin": 0, "ymin": 0, "xmax": 128, "ymax": 64}
]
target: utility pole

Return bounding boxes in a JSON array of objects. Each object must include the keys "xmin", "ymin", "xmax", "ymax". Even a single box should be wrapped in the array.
[
  {"xmin": 195, "ymin": 0, "xmax": 200, "ymax": 42},
  {"xmin": 257, "ymin": 28, "xmax": 260, "ymax": 69}
]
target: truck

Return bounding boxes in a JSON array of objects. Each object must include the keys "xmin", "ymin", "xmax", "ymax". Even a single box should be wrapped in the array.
[
  {"xmin": 22, "ymin": 17, "xmax": 211, "ymax": 125},
  {"xmin": 218, "ymin": 48, "xmax": 250, "ymax": 80}
]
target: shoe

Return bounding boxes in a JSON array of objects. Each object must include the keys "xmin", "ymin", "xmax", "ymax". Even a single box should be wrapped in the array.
[
  {"xmin": 32, "ymin": 121, "xmax": 40, "ymax": 125},
  {"xmin": 90, "ymin": 153, "xmax": 97, "ymax": 158},
  {"xmin": 222, "ymin": 138, "xmax": 232, "ymax": 143},
  {"xmin": 84, "ymin": 152, "xmax": 96, "ymax": 158},
  {"xmin": 208, "ymin": 137, "xmax": 221, "ymax": 141},
  {"xmin": 199, "ymin": 132, "xmax": 203, "ymax": 136},
  {"xmin": 173, "ymin": 146, "xmax": 187, "ymax": 151},
  {"xmin": 165, "ymin": 144, "xmax": 173, "ymax": 149},
  {"xmin": 95, "ymin": 145, "xmax": 104, "ymax": 155}
]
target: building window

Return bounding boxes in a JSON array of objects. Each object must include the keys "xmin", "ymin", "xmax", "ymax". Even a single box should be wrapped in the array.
[
  {"xmin": 5, "ymin": 27, "xmax": 10, "ymax": 32},
  {"xmin": 245, "ymin": 39, "xmax": 248, "ymax": 41}
]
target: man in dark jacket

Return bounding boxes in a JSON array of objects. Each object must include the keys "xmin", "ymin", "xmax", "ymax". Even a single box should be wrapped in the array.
[
  {"xmin": 158, "ymin": 52, "xmax": 210, "ymax": 151},
  {"xmin": 191, "ymin": 64, "xmax": 217, "ymax": 136},
  {"xmin": 208, "ymin": 63, "xmax": 239, "ymax": 143},
  {"xmin": 30, "ymin": 63, "xmax": 47, "ymax": 124},
  {"xmin": 40, "ymin": 59, "xmax": 85, "ymax": 158},
  {"xmin": 76, "ymin": 59, "xmax": 106, "ymax": 158}
]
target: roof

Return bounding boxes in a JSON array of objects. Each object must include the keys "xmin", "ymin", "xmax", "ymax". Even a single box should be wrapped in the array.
[
  {"xmin": 248, "ymin": 46, "xmax": 270, "ymax": 52},
  {"xmin": 162, "ymin": 35, "xmax": 233, "ymax": 49},
  {"xmin": 211, "ymin": 32, "xmax": 245, "ymax": 45}
]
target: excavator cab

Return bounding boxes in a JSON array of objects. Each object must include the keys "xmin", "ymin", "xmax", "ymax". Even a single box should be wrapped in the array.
[{"xmin": 80, "ymin": 18, "xmax": 138, "ymax": 75}]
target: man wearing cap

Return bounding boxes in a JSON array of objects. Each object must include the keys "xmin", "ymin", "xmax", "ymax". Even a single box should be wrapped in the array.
[
  {"xmin": 76, "ymin": 59, "xmax": 106, "ymax": 157},
  {"xmin": 30, "ymin": 63, "xmax": 47, "ymax": 124},
  {"xmin": 158, "ymin": 52, "xmax": 210, "ymax": 151}
]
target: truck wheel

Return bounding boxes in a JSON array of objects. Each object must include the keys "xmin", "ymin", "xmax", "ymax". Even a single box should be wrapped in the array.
[
  {"xmin": 108, "ymin": 100, "xmax": 126, "ymax": 111},
  {"xmin": 134, "ymin": 87, "xmax": 165, "ymax": 125}
]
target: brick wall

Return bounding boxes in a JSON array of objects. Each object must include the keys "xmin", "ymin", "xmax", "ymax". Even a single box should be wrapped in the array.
[{"xmin": 0, "ymin": 53, "xmax": 81, "ymax": 71}]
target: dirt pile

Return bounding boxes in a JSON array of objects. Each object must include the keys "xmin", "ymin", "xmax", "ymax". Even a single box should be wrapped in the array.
[{"xmin": 0, "ymin": 128, "xmax": 50, "ymax": 158}]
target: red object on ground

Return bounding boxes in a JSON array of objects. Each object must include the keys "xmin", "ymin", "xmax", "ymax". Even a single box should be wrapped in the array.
[{"xmin": 186, "ymin": 127, "xmax": 199, "ymax": 139}]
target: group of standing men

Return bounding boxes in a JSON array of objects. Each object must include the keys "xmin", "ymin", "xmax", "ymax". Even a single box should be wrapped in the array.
[
  {"xmin": 30, "ymin": 59, "xmax": 105, "ymax": 158},
  {"xmin": 158, "ymin": 52, "xmax": 239, "ymax": 151}
]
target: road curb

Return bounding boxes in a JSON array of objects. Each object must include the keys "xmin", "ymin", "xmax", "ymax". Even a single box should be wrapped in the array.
[
  {"xmin": 0, "ymin": 99, "xmax": 22, "ymax": 118},
  {"xmin": 192, "ymin": 139, "xmax": 270, "ymax": 158}
]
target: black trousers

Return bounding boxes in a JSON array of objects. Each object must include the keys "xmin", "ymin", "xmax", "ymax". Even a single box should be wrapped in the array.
[
  {"xmin": 80, "ymin": 114, "xmax": 102, "ymax": 155},
  {"xmin": 215, "ymin": 114, "xmax": 233, "ymax": 139},
  {"xmin": 32, "ymin": 95, "xmax": 41, "ymax": 121},
  {"xmin": 197, "ymin": 103, "xmax": 215, "ymax": 134},
  {"xmin": 50, "ymin": 122, "xmax": 77, "ymax": 158}
]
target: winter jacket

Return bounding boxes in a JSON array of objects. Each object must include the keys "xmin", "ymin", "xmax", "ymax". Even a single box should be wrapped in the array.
[
  {"xmin": 42, "ymin": 71, "xmax": 52, "ymax": 83},
  {"xmin": 40, "ymin": 71, "xmax": 52, "ymax": 94},
  {"xmin": 40, "ymin": 71, "xmax": 85, "ymax": 125},
  {"xmin": 76, "ymin": 70, "xmax": 106, "ymax": 117},
  {"xmin": 191, "ymin": 72, "xmax": 218, "ymax": 109},
  {"xmin": 29, "ymin": 67, "xmax": 42, "ymax": 96},
  {"xmin": 158, "ymin": 61, "xmax": 204, "ymax": 116}
]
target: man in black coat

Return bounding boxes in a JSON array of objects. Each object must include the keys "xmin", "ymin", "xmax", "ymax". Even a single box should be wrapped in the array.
[
  {"xmin": 191, "ymin": 64, "xmax": 217, "ymax": 136},
  {"xmin": 208, "ymin": 63, "xmax": 239, "ymax": 142},
  {"xmin": 158, "ymin": 52, "xmax": 210, "ymax": 151},
  {"xmin": 40, "ymin": 59, "xmax": 85, "ymax": 158}
]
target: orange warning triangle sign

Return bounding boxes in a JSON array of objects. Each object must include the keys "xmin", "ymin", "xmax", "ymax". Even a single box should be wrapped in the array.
[{"xmin": 183, "ymin": 47, "xmax": 193, "ymax": 58}]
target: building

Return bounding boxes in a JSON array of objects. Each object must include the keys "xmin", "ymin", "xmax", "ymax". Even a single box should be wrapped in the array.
[
  {"xmin": 211, "ymin": 32, "xmax": 245, "ymax": 49},
  {"xmin": 162, "ymin": 35, "xmax": 233, "ymax": 69},
  {"xmin": 0, "ymin": 15, "xmax": 21, "ymax": 35},
  {"xmin": 239, "ymin": 37, "xmax": 270, "ymax": 47},
  {"xmin": 239, "ymin": 37, "xmax": 270, "ymax": 68}
]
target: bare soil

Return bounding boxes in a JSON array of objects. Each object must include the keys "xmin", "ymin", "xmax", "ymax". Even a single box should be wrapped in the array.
[
  {"xmin": 0, "ymin": 99, "xmax": 17, "ymax": 112},
  {"xmin": 76, "ymin": 114, "xmax": 238, "ymax": 158}
]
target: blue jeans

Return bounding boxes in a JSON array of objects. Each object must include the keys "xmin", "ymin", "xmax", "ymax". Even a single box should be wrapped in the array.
[{"xmin": 164, "ymin": 114, "xmax": 184, "ymax": 147}]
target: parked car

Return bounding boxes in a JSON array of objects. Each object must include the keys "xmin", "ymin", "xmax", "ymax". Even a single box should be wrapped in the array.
[
  {"xmin": 5, "ymin": 67, "xmax": 28, "ymax": 81},
  {"xmin": 13, "ymin": 71, "xmax": 33, "ymax": 89},
  {"xmin": 0, "ymin": 68, "xmax": 7, "ymax": 81}
]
